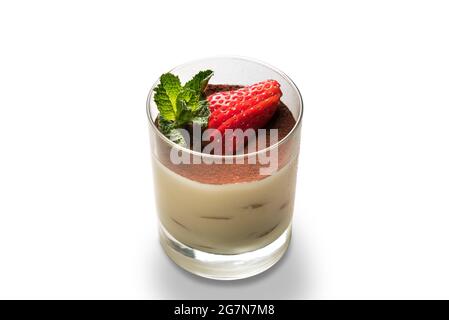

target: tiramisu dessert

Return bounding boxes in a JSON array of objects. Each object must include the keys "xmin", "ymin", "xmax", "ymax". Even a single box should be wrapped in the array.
[{"xmin": 147, "ymin": 57, "xmax": 302, "ymax": 279}]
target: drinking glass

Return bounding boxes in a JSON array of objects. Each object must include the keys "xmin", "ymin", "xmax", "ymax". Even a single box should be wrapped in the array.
[{"xmin": 147, "ymin": 57, "xmax": 303, "ymax": 280}]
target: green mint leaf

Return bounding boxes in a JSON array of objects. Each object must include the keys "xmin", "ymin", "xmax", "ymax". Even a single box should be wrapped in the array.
[
  {"xmin": 182, "ymin": 89, "xmax": 209, "ymax": 115},
  {"xmin": 158, "ymin": 117, "xmax": 186, "ymax": 145},
  {"xmin": 166, "ymin": 129, "xmax": 186, "ymax": 146},
  {"xmin": 175, "ymin": 96, "xmax": 194, "ymax": 125},
  {"xmin": 154, "ymin": 73, "xmax": 181, "ymax": 120},
  {"xmin": 185, "ymin": 92, "xmax": 200, "ymax": 112},
  {"xmin": 193, "ymin": 99, "xmax": 210, "ymax": 118},
  {"xmin": 153, "ymin": 69, "xmax": 213, "ymax": 145},
  {"xmin": 184, "ymin": 70, "xmax": 213, "ymax": 93},
  {"xmin": 190, "ymin": 97, "xmax": 210, "ymax": 128},
  {"xmin": 191, "ymin": 116, "xmax": 209, "ymax": 127},
  {"xmin": 176, "ymin": 88, "xmax": 195, "ymax": 109},
  {"xmin": 157, "ymin": 116, "xmax": 175, "ymax": 136},
  {"xmin": 159, "ymin": 73, "xmax": 182, "ymax": 107}
]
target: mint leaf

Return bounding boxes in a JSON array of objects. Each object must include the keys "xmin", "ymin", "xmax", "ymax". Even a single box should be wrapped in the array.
[
  {"xmin": 160, "ymin": 73, "xmax": 182, "ymax": 107},
  {"xmin": 157, "ymin": 116, "xmax": 175, "ymax": 136},
  {"xmin": 166, "ymin": 129, "xmax": 186, "ymax": 145},
  {"xmin": 185, "ymin": 70, "xmax": 213, "ymax": 93},
  {"xmin": 193, "ymin": 99, "xmax": 210, "ymax": 117},
  {"xmin": 154, "ymin": 73, "xmax": 181, "ymax": 120},
  {"xmin": 176, "ymin": 89, "xmax": 210, "ymax": 125},
  {"xmin": 176, "ymin": 88, "xmax": 195, "ymax": 112},
  {"xmin": 175, "ymin": 96, "xmax": 193, "ymax": 125},
  {"xmin": 185, "ymin": 71, "xmax": 213, "ymax": 113},
  {"xmin": 192, "ymin": 116, "xmax": 209, "ymax": 127},
  {"xmin": 153, "ymin": 69, "xmax": 214, "ymax": 145},
  {"xmin": 158, "ymin": 117, "xmax": 186, "ymax": 145}
]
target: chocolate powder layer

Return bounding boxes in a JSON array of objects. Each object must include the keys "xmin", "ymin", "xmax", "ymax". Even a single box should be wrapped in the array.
[{"xmin": 154, "ymin": 84, "xmax": 299, "ymax": 184}]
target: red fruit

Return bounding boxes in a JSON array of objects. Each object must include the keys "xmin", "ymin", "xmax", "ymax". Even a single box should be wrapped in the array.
[{"xmin": 207, "ymin": 80, "xmax": 282, "ymax": 153}]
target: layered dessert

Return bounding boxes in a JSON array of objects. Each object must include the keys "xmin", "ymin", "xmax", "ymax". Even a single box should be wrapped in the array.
[
  {"xmin": 150, "ymin": 69, "xmax": 300, "ymax": 255},
  {"xmin": 153, "ymin": 157, "xmax": 297, "ymax": 254}
]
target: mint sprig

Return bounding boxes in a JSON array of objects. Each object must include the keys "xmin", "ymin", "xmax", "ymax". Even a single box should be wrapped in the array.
[{"xmin": 154, "ymin": 70, "xmax": 213, "ymax": 145}]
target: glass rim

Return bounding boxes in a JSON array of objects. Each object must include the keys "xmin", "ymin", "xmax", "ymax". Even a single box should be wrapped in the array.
[{"xmin": 146, "ymin": 55, "xmax": 304, "ymax": 160}]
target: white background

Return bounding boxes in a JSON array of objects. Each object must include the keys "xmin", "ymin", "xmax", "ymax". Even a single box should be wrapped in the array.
[{"xmin": 0, "ymin": 0, "xmax": 448, "ymax": 299}]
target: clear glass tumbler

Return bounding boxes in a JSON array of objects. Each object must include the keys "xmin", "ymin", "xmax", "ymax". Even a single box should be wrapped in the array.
[{"xmin": 147, "ymin": 57, "xmax": 303, "ymax": 280}]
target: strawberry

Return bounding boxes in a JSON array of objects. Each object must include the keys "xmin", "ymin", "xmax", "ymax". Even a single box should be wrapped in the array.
[{"xmin": 207, "ymin": 80, "xmax": 282, "ymax": 153}]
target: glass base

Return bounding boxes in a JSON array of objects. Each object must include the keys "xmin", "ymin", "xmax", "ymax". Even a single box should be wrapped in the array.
[{"xmin": 159, "ymin": 224, "xmax": 292, "ymax": 280}]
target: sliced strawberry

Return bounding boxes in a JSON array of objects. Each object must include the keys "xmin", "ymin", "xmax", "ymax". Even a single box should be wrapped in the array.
[{"xmin": 207, "ymin": 80, "xmax": 282, "ymax": 153}]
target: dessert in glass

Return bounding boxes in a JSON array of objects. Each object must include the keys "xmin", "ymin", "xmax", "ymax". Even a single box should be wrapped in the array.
[{"xmin": 147, "ymin": 57, "xmax": 303, "ymax": 280}]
